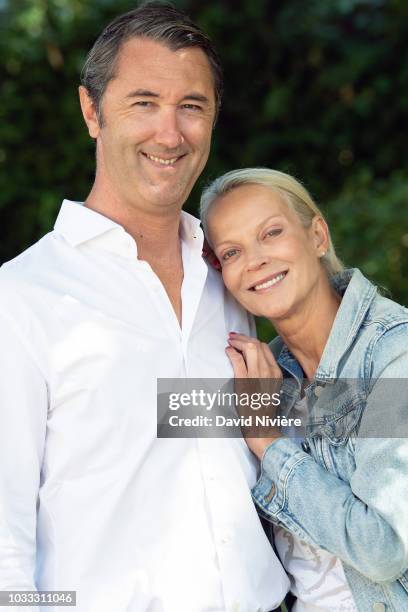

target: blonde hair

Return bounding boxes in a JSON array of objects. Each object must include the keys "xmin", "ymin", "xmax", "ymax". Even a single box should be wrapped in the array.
[{"xmin": 200, "ymin": 167, "xmax": 343, "ymax": 276}]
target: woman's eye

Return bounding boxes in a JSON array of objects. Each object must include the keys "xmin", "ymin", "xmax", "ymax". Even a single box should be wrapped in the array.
[
  {"xmin": 265, "ymin": 228, "xmax": 282, "ymax": 238},
  {"xmin": 222, "ymin": 249, "xmax": 238, "ymax": 261}
]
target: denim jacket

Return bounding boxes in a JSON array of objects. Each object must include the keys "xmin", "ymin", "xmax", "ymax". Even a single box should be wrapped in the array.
[{"xmin": 252, "ymin": 268, "xmax": 408, "ymax": 612}]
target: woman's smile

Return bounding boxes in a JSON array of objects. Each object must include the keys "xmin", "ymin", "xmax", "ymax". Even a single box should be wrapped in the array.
[{"xmin": 248, "ymin": 270, "xmax": 288, "ymax": 292}]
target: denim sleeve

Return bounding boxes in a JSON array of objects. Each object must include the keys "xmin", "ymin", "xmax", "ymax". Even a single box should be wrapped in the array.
[{"xmin": 252, "ymin": 323, "xmax": 408, "ymax": 584}]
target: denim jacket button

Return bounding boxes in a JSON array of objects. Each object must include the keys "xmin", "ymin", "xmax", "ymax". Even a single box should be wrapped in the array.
[{"xmin": 372, "ymin": 603, "xmax": 386, "ymax": 612}]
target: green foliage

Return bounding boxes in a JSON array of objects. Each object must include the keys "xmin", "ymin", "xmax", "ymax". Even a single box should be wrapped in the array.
[{"xmin": 0, "ymin": 0, "xmax": 407, "ymax": 314}]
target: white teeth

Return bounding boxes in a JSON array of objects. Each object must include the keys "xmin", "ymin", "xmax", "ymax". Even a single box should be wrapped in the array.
[
  {"xmin": 254, "ymin": 273, "xmax": 286, "ymax": 291},
  {"xmin": 145, "ymin": 153, "xmax": 179, "ymax": 165}
]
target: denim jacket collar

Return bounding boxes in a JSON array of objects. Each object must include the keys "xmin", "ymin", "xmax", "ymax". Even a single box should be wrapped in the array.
[{"xmin": 277, "ymin": 268, "xmax": 377, "ymax": 381}]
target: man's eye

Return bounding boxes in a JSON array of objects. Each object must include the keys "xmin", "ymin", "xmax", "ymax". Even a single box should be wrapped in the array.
[
  {"xmin": 222, "ymin": 249, "xmax": 238, "ymax": 261},
  {"xmin": 133, "ymin": 101, "xmax": 152, "ymax": 107},
  {"xmin": 181, "ymin": 104, "xmax": 202, "ymax": 111}
]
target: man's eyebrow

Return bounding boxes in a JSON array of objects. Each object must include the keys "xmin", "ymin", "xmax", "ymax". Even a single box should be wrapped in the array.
[
  {"xmin": 126, "ymin": 89, "xmax": 160, "ymax": 99},
  {"xmin": 181, "ymin": 92, "xmax": 210, "ymax": 104},
  {"xmin": 125, "ymin": 89, "xmax": 210, "ymax": 104}
]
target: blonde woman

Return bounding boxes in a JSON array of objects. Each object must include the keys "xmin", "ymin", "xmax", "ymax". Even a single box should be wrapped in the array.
[{"xmin": 200, "ymin": 168, "xmax": 408, "ymax": 612}]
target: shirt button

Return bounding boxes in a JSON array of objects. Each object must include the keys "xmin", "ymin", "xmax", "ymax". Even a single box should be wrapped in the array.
[
  {"xmin": 314, "ymin": 385, "xmax": 323, "ymax": 397},
  {"xmin": 372, "ymin": 604, "xmax": 386, "ymax": 612}
]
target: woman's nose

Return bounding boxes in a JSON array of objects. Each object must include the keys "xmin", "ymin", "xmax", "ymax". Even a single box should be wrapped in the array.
[{"xmin": 246, "ymin": 249, "xmax": 270, "ymax": 271}]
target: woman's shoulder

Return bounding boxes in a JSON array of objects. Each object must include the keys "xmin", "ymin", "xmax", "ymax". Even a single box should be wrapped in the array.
[
  {"xmin": 365, "ymin": 287, "xmax": 408, "ymax": 331},
  {"xmin": 356, "ymin": 289, "xmax": 408, "ymax": 379},
  {"xmin": 343, "ymin": 269, "xmax": 408, "ymax": 370}
]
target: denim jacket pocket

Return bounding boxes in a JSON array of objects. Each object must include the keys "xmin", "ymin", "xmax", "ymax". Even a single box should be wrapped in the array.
[
  {"xmin": 307, "ymin": 393, "xmax": 365, "ymax": 480},
  {"xmin": 306, "ymin": 380, "xmax": 366, "ymax": 445},
  {"xmin": 315, "ymin": 400, "xmax": 364, "ymax": 445}
]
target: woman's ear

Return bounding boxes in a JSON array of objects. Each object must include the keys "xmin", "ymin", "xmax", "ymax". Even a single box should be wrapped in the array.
[{"xmin": 311, "ymin": 216, "xmax": 329, "ymax": 257}]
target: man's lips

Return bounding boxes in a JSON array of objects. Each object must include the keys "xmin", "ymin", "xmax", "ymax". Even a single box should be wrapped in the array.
[
  {"xmin": 141, "ymin": 151, "xmax": 186, "ymax": 167},
  {"xmin": 248, "ymin": 270, "xmax": 288, "ymax": 291}
]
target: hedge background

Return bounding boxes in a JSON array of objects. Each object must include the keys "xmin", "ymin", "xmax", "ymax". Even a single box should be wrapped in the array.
[{"xmin": 1, "ymin": 0, "xmax": 407, "ymax": 337}]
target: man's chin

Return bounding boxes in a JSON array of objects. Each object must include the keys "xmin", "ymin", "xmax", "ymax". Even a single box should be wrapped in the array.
[{"xmin": 144, "ymin": 184, "xmax": 191, "ymax": 210}]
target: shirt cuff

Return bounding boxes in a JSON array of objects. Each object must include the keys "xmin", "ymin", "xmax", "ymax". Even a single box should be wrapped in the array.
[{"xmin": 252, "ymin": 437, "xmax": 308, "ymax": 518}]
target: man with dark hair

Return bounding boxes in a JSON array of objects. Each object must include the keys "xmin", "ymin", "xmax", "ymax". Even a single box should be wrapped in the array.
[{"xmin": 0, "ymin": 3, "xmax": 288, "ymax": 610}]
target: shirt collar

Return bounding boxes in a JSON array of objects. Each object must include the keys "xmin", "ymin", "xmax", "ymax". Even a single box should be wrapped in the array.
[
  {"xmin": 54, "ymin": 200, "xmax": 125, "ymax": 246},
  {"xmin": 179, "ymin": 209, "xmax": 204, "ymax": 251},
  {"xmin": 54, "ymin": 199, "xmax": 204, "ymax": 257},
  {"xmin": 315, "ymin": 268, "xmax": 377, "ymax": 379}
]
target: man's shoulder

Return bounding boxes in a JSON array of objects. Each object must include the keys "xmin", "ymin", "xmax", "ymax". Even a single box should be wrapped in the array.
[{"xmin": 0, "ymin": 232, "xmax": 55, "ymax": 298}]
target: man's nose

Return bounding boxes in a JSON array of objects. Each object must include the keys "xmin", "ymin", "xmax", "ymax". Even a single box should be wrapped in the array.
[{"xmin": 154, "ymin": 107, "xmax": 184, "ymax": 150}]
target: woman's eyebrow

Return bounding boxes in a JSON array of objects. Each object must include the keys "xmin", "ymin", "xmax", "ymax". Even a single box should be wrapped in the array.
[
  {"xmin": 217, "ymin": 213, "xmax": 282, "ymax": 246},
  {"xmin": 213, "ymin": 215, "xmax": 284, "ymax": 250},
  {"xmin": 258, "ymin": 214, "xmax": 285, "ymax": 227}
]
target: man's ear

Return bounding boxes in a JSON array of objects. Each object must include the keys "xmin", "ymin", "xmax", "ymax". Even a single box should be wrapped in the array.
[
  {"xmin": 311, "ymin": 216, "xmax": 329, "ymax": 256},
  {"xmin": 79, "ymin": 86, "xmax": 100, "ymax": 139}
]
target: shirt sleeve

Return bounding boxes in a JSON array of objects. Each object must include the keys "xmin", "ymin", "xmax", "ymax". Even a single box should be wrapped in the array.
[
  {"xmin": 252, "ymin": 322, "xmax": 408, "ymax": 584},
  {"xmin": 0, "ymin": 311, "xmax": 48, "ymax": 595}
]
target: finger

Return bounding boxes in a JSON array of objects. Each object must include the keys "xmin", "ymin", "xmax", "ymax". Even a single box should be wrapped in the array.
[
  {"xmin": 225, "ymin": 346, "xmax": 248, "ymax": 378},
  {"xmin": 238, "ymin": 341, "xmax": 260, "ymax": 378},
  {"xmin": 228, "ymin": 332, "xmax": 258, "ymax": 343},
  {"xmin": 241, "ymin": 341, "xmax": 274, "ymax": 378},
  {"xmin": 228, "ymin": 337, "xmax": 260, "ymax": 352},
  {"xmin": 228, "ymin": 337, "xmax": 264, "ymax": 376},
  {"xmin": 257, "ymin": 344, "xmax": 272, "ymax": 378}
]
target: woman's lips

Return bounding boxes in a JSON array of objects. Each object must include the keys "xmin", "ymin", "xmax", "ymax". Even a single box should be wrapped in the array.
[{"xmin": 250, "ymin": 271, "xmax": 288, "ymax": 292}]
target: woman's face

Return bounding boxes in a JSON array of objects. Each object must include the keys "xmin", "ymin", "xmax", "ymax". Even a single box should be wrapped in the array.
[{"xmin": 206, "ymin": 183, "xmax": 328, "ymax": 322}]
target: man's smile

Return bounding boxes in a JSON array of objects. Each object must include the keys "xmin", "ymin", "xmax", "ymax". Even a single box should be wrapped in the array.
[{"xmin": 141, "ymin": 151, "xmax": 186, "ymax": 167}]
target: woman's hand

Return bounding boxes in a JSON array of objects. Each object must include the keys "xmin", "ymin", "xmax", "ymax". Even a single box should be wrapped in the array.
[{"xmin": 226, "ymin": 332, "xmax": 283, "ymax": 459}]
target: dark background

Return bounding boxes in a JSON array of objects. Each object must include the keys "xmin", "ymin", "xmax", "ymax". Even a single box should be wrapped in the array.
[{"xmin": 1, "ymin": 0, "xmax": 407, "ymax": 331}]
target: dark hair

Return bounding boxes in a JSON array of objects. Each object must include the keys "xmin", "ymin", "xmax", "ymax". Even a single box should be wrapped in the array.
[{"xmin": 81, "ymin": 1, "xmax": 223, "ymax": 124}]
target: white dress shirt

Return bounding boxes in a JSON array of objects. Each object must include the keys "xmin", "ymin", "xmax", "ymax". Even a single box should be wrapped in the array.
[{"xmin": 0, "ymin": 200, "xmax": 289, "ymax": 612}]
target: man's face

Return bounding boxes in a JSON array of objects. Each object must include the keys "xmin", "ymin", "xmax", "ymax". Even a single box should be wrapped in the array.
[{"xmin": 91, "ymin": 38, "xmax": 216, "ymax": 212}]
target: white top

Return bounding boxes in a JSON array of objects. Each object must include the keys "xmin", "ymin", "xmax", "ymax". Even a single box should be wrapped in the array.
[
  {"xmin": 275, "ymin": 397, "xmax": 357, "ymax": 611},
  {"xmin": 0, "ymin": 200, "xmax": 289, "ymax": 612}
]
